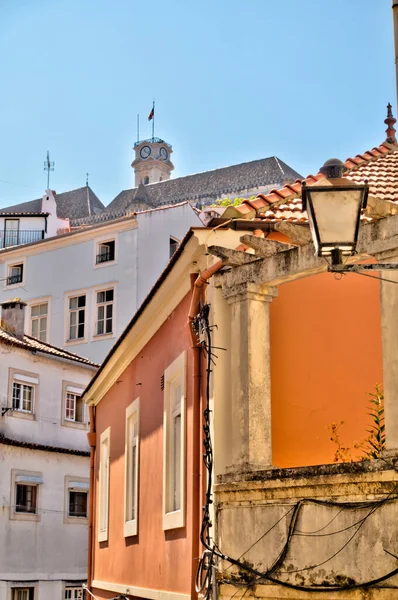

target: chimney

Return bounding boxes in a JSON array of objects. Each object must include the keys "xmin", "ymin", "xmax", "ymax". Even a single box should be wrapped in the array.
[
  {"xmin": 393, "ymin": 1, "xmax": 398, "ymax": 108},
  {"xmin": 1, "ymin": 298, "xmax": 27, "ymax": 340}
]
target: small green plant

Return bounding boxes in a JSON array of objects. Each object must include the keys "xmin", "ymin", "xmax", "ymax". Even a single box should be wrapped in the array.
[
  {"xmin": 328, "ymin": 385, "xmax": 385, "ymax": 462},
  {"xmin": 210, "ymin": 195, "xmax": 256, "ymax": 208}
]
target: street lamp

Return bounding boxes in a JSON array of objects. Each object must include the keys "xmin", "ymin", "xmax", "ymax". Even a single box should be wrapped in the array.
[
  {"xmin": 302, "ymin": 158, "xmax": 398, "ymax": 275},
  {"xmin": 302, "ymin": 159, "xmax": 369, "ymax": 267}
]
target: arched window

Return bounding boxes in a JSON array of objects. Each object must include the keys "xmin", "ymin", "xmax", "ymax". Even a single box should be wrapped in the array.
[
  {"xmin": 144, "ymin": 176, "xmax": 149, "ymax": 185},
  {"xmin": 159, "ymin": 177, "xmax": 163, "ymax": 182}
]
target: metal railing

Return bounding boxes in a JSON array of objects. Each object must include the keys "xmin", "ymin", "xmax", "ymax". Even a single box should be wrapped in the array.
[
  {"xmin": 7, "ymin": 273, "xmax": 23, "ymax": 285},
  {"xmin": 0, "ymin": 230, "xmax": 45, "ymax": 249},
  {"xmin": 133, "ymin": 137, "xmax": 172, "ymax": 149},
  {"xmin": 96, "ymin": 251, "xmax": 113, "ymax": 264}
]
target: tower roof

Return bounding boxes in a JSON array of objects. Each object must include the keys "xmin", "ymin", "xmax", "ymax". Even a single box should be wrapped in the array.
[{"xmin": 105, "ymin": 156, "xmax": 302, "ymax": 214}]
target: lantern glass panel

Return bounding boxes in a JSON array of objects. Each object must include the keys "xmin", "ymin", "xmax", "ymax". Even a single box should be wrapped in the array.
[{"xmin": 308, "ymin": 187, "xmax": 363, "ymax": 255}]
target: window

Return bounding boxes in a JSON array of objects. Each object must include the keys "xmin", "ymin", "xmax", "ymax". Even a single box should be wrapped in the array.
[
  {"xmin": 124, "ymin": 398, "xmax": 139, "ymax": 537},
  {"xmin": 68, "ymin": 295, "xmax": 86, "ymax": 341},
  {"xmin": 64, "ymin": 588, "xmax": 83, "ymax": 600},
  {"xmin": 12, "ymin": 382, "xmax": 34, "ymax": 412},
  {"xmin": 98, "ymin": 427, "xmax": 110, "ymax": 541},
  {"xmin": 65, "ymin": 391, "xmax": 83, "ymax": 422},
  {"xmin": 64, "ymin": 476, "xmax": 89, "ymax": 524},
  {"xmin": 16, "ymin": 484, "xmax": 37, "ymax": 513},
  {"xmin": 4, "ymin": 219, "xmax": 19, "ymax": 248},
  {"xmin": 96, "ymin": 289, "xmax": 114, "ymax": 336},
  {"xmin": 69, "ymin": 491, "xmax": 87, "ymax": 517},
  {"xmin": 12, "ymin": 588, "xmax": 34, "ymax": 600},
  {"xmin": 10, "ymin": 470, "xmax": 42, "ymax": 521},
  {"xmin": 96, "ymin": 240, "xmax": 115, "ymax": 264},
  {"xmin": 7, "ymin": 263, "xmax": 23, "ymax": 286},
  {"xmin": 144, "ymin": 175, "xmax": 149, "ymax": 185},
  {"xmin": 8, "ymin": 370, "xmax": 38, "ymax": 420},
  {"xmin": 163, "ymin": 352, "xmax": 186, "ymax": 530},
  {"xmin": 62, "ymin": 382, "xmax": 85, "ymax": 428},
  {"xmin": 30, "ymin": 302, "xmax": 48, "ymax": 342},
  {"xmin": 169, "ymin": 236, "xmax": 179, "ymax": 258}
]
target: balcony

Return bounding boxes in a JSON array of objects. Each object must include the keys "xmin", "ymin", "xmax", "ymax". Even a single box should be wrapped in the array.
[
  {"xmin": 0, "ymin": 230, "xmax": 45, "ymax": 249},
  {"xmin": 7, "ymin": 273, "xmax": 23, "ymax": 286},
  {"xmin": 133, "ymin": 137, "xmax": 172, "ymax": 149}
]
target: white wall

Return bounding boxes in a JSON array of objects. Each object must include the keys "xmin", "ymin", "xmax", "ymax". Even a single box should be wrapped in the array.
[
  {"xmin": 0, "ymin": 445, "xmax": 88, "ymax": 600},
  {"xmin": 0, "ymin": 224, "xmax": 138, "ymax": 364},
  {"xmin": 0, "ymin": 343, "xmax": 94, "ymax": 600},
  {"xmin": 0, "ymin": 346, "xmax": 96, "ymax": 451},
  {"xmin": 136, "ymin": 203, "xmax": 200, "ymax": 306},
  {"xmin": 0, "ymin": 205, "xmax": 200, "ymax": 363}
]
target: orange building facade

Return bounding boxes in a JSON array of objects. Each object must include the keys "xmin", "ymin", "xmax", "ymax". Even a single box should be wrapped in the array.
[{"xmin": 83, "ymin": 135, "xmax": 398, "ymax": 599}]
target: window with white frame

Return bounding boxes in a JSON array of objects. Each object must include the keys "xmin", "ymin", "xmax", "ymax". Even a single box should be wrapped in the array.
[
  {"xmin": 11, "ymin": 373, "xmax": 38, "ymax": 414},
  {"xmin": 65, "ymin": 390, "xmax": 83, "ymax": 423},
  {"xmin": 30, "ymin": 302, "xmax": 48, "ymax": 342},
  {"xmin": 98, "ymin": 427, "xmax": 110, "ymax": 541},
  {"xmin": 124, "ymin": 398, "xmax": 139, "ymax": 537},
  {"xmin": 64, "ymin": 587, "xmax": 83, "ymax": 600},
  {"xmin": 68, "ymin": 294, "xmax": 86, "ymax": 341},
  {"xmin": 96, "ymin": 240, "xmax": 115, "ymax": 264},
  {"xmin": 10, "ymin": 470, "xmax": 43, "ymax": 521},
  {"xmin": 169, "ymin": 236, "xmax": 179, "ymax": 258},
  {"xmin": 16, "ymin": 483, "xmax": 37, "ymax": 513},
  {"xmin": 96, "ymin": 289, "xmax": 114, "ymax": 336},
  {"xmin": 12, "ymin": 588, "xmax": 34, "ymax": 600},
  {"xmin": 7, "ymin": 262, "xmax": 24, "ymax": 286},
  {"xmin": 163, "ymin": 351, "xmax": 186, "ymax": 530}
]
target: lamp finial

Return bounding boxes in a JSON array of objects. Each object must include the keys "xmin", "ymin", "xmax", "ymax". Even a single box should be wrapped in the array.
[{"xmin": 385, "ymin": 103, "xmax": 397, "ymax": 144}]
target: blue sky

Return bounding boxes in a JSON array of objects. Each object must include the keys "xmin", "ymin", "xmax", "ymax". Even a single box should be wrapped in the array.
[{"xmin": 0, "ymin": 0, "xmax": 395, "ymax": 208}]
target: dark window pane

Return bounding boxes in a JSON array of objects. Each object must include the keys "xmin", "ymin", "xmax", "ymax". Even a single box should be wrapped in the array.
[{"xmin": 69, "ymin": 491, "xmax": 87, "ymax": 517}]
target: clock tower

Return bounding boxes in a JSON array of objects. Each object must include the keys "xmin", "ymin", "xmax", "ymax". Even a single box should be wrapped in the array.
[{"xmin": 132, "ymin": 138, "xmax": 174, "ymax": 187}]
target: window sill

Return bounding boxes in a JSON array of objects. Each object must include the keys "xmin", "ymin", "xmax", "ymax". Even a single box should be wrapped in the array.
[
  {"xmin": 98, "ymin": 529, "xmax": 108, "ymax": 543},
  {"xmin": 10, "ymin": 410, "xmax": 35, "ymax": 421},
  {"xmin": 64, "ymin": 515, "xmax": 88, "ymax": 525},
  {"xmin": 124, "ymin": 519, "xmax": 138, "ymax": 538},
  {"xmin": 65, "ymin": 338, "xmax": 87, "ymax": 346},
  {"xmin": 4, "ymin": 281, "xmax": 24, "ymax": 291},
  {"xmin": 92, "ymin": 332, "xmax": 115, "ymax": 342},
  {"xmin": 93, "ymin": 260, "xmax": 116, "ymax": 270},
  {"xmin": 62, "ymin": 419, "xmax": 88, "ymax": 430},
  {"xmin": 162, "ymin": 508, "xmax": 184, "ymax": 531},
  {"xmin": 10, "ymin": 510, "xmax": 40, "ymax": 522}
]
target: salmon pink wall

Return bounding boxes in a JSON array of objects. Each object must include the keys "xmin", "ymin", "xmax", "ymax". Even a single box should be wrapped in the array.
[
  {"xmin": 270, "ymin": 271, "xmax": 383, "ymax": 468},
  {"xmin": 92, "ymin": 292, "xmax": 198, "ymax": 596}
]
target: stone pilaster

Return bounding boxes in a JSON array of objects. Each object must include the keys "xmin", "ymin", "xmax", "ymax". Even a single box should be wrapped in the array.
[
  {"xmin": 222, "ymin": 282, "xmax": 277, "ymax": 472},
  {"xmin": 377, "ymin": 250, "xmax": 398, "ymax": 456}
]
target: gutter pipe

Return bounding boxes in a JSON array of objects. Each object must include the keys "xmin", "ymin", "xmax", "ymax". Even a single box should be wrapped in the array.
[{"xmin": 87, "ymin": 405, "xmax": 96, "ymax": 593}]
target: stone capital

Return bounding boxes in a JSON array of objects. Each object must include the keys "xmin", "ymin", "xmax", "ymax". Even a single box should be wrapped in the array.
[{"xmin": 222, "ymin": 282, "xmax": 278, "ymax": 305}]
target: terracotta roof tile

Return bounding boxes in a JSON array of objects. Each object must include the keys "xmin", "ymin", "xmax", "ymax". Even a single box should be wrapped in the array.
[
  {"xmin": 222, "ymin": 141, "xmax": 398, "ymax": 223},
  {"xmin": 0, "ymin": 327, "xmax": 99, "ymax": 368}
]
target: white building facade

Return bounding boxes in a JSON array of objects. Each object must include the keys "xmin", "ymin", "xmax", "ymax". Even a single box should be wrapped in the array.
[
  {"xmin": 0, "ymin": 202, "xmax": 200, "ymax": 363},
  {"xmin": 0, "ymin": 299, "xmax": 98, "ymax": 600}
]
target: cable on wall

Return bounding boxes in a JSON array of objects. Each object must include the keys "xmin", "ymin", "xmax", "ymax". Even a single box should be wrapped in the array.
[{"xmin": 192, "ymin": 303, "xmax": 398, "ymax": 597}]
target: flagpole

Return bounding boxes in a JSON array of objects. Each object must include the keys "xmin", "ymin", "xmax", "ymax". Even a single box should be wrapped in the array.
[
  {"xmin": 137, "ymin": 113, "xmax": 140, "ymax": 144},
  {"xmin": 152, "ymin": 99, "xmax": 155, "ymax": 140}
]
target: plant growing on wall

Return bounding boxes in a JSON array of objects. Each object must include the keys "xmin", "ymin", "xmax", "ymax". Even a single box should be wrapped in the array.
[
  {"xmin": 328, "ymin": 385, "xmax": 385, "ymax": 462},
  {"xmin": 210, "ymin": 196, "xmax": 256, "ymax": 207}
]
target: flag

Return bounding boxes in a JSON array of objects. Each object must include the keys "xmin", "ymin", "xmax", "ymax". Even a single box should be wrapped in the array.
[{"xmin": 148, "ymin": 106, "xmax": 154, "ymax": 121}]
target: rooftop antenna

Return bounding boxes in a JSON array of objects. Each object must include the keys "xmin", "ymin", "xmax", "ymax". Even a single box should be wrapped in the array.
[
  {"xmin": 86, "ymin": 172, "xmax": 91, "ymax": 216},
  {"xmin": 137, "ymin": 114, "xmax": 140, "ymax": 144},
  {"xmin": 44, "ymin": 151, "xmax": 55, "ymax": 189}
]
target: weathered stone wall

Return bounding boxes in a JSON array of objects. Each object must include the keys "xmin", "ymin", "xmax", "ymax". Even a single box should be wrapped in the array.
[{"xmin": 216, "ymin": 460, "xmax": 398, "ymax": 599}]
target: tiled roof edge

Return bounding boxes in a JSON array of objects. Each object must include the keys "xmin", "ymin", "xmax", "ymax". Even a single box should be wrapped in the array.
[{"xmin": 0, "ymin": 435, "xmax": 90, "ymax": 457}]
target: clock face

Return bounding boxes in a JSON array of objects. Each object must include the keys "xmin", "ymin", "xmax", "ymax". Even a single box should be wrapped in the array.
[
  {"xmin": 159, "ymin": 147, "xmax": 168, "ymax": 160},
  {"xmin": 140, "ymin": 145, "xmax": 151, "ymax": 159}
]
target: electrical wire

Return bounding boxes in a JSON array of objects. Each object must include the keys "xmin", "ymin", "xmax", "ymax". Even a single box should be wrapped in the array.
[{"xmin": 192, "ymin": 303, "xmax": 398, "ymax": 597}]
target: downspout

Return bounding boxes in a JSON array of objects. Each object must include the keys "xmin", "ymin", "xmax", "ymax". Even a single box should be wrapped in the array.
[
  {"xmin": 187, "ymin": 243, "xmax": 248, "ymax": 344},
  {"xmin": 393, "ymin": 0, "xmax": 398, "ymax": 108},
  {"xmin": 87, "ymin": 405, "xmax": 96, "ymax": 592}
]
